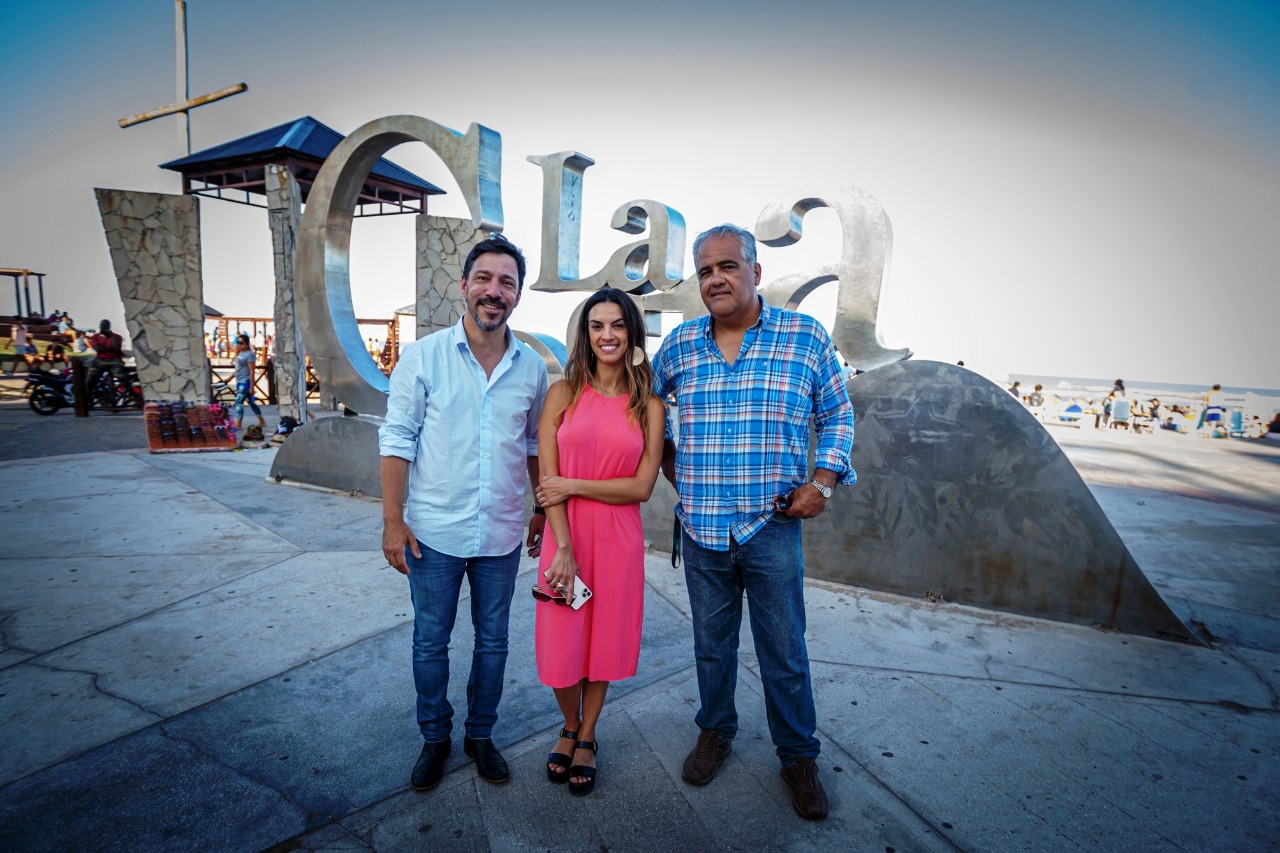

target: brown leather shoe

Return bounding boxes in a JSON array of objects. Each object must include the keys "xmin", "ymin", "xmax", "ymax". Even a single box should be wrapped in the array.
[
  {"xmin": 681, "ymin": 729, "xmax": 732, "ymax": 785},
  {"xmin": 780, "ymin": 756, "xmax": 829, "ymax": 819}
]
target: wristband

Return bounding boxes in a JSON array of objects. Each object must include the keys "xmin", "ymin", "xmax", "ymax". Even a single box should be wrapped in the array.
[{"xmin": 532, "ymin": 506, "xmax": 546, "ymax": 515}]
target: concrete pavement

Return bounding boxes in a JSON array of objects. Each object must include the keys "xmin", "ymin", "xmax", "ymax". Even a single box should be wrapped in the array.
[{"xmin": 0, "ymin": 400, "xmax": 1277, "ymax": 851}]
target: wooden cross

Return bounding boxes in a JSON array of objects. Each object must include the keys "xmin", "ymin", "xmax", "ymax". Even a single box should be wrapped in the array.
[{"xmin": 117, "ymin": 0, "xmax": 247, "ymax": 156}]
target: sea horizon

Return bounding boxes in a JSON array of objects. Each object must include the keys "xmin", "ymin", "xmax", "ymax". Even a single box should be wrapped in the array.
[{"xmin": 1008, "ymin": 374, "xmax": 1280, "ymax": 400}]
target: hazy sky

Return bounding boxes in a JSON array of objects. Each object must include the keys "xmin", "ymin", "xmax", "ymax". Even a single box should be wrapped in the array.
[{"xmin": 2, "ymin": 0, "xmax": 1277, "ymax": 389}]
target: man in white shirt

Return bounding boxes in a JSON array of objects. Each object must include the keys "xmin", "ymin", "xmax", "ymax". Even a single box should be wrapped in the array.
[{"xmin": 379, "ymin": 234, "xmax": 548, "ymax": 792}]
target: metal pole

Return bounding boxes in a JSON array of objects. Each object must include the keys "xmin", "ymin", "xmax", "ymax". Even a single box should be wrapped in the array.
[
  {"xmin": 175, "ymin": 0, "xmax": 190, "ymax": 155},
  {"xmin": 37, "ymin": 274, "xmax": 45, "ymax": 318},
  {"xmin": 22, "ymin": 272, "xmax": 31, "ymax": 317},
  {"xmin": 11, "ymin": 275, "xmax": 18, "ymax": 316}
]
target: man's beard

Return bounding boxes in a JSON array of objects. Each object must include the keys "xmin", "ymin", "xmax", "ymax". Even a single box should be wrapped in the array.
[{"xmin": 470, "ymin": 299, "xmax": 509, "ymax": 333}]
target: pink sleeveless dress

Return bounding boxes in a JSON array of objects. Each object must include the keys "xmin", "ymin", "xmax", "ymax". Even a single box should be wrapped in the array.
[{"xmin": 535, "ymin": 385, "xmax": 646, "ymax": 687}]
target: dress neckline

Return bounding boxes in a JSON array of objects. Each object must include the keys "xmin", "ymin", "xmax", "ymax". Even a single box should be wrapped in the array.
[{"xmin": 586, "ymin": 383, "xmax": 627, "ymax": 400}]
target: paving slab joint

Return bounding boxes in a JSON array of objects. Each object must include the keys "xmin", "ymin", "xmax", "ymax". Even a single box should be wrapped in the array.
[
  {"xmin": 25, "ymin": 659, "xmax": 167, "ymax": 720},
  {"xmin": 155, "ymin": 726, "xmax": 318, "ymax": 821}
]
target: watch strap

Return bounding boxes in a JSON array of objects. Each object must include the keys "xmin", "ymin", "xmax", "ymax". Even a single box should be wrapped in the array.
[{"xmin": 810, "ymin": 479, "xmax": 833, "ymax": 499}]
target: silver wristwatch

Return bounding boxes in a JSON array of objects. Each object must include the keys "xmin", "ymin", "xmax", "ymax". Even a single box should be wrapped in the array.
[{"xmin": 809, "ymin": 479, "xmax": 833, "ymax": 499}]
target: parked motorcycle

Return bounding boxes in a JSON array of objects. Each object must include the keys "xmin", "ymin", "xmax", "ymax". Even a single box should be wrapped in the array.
[
  {"xmin": 91, "ymin": 367, "xmax": 144, "ymax": 411},
  {"xmin": 26, "ymin": 366, "xmax": 143, "ymax": 415},
  {"xmin": 26, "ymin": 370, "xmax": 72, "ymax": 414}
]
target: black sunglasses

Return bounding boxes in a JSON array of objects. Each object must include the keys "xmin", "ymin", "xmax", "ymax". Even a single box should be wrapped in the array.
[{"xmin": 531, "ymin": 584, "xmax": 571, "ymax": 606}]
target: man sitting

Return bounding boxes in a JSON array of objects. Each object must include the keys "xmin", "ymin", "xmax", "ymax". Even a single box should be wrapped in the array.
[{"xmin": 86, "ymin": 319, "xmax": 129, "ymax": 401}]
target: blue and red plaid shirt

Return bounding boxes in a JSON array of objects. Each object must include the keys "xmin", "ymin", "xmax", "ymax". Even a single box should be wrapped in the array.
[{"xmin": 653, "ymin": 299, "xmax": 856, "ymax": 551}]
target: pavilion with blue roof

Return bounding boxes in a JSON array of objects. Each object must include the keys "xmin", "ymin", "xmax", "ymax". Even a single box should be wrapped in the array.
[{"xmin": 160, "ymin": 116, "xmax": 444, "ymax": 217}]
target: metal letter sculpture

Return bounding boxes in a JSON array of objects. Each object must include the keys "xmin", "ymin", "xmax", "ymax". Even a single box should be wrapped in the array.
[
  {"xmin": 270, "ymin": 115, "xmax": 503, "ymax": 493},
  {"xmin": 754, "ymin": 188, "xmax": 912, "ymax": 371},
  {"xmin": 528, "ymin": 151, "xmax": 686, "ymax": 295},
  {"xmin": 268, "ymin": 114, "xmax": 1197, "ymax": 643},
  {"xmin": 526, "ymin": 156, "xmax": 905, "ymax": 369},
  {"xmin": 296, "ymin": 115, "xmax": 502, "ymax": 418}
]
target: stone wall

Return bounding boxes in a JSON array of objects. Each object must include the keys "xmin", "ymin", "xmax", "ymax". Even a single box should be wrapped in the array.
[
  {"xmin": 267, "ymin": 165, "xmax": 306, "ymax": 421},
  {"xmin": 95, "ymin": 189, "xmax": 208, "ymax": 402},
  {"xmin": 416, "ymin": 215, "xmax": 486, "ymax": 339}
]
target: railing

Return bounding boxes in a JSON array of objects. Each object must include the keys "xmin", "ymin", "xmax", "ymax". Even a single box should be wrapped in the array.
[
  {"xmin": 208, "ymin": 361, "xmax": 271, "ymax": 404},
  {"xmin": 208, "ymin": 359, "xmax": 322, "ymax": 405}
]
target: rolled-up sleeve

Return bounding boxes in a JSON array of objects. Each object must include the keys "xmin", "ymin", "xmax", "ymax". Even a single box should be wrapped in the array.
[
  {"xmin": 652, "ymin": 342, "xmax": 677, "ymax": 442},
  {"xmin": 525, "ymin": 363, "xmax": 548, "ymax": 456},
  {"xmin": 379, "ymin": 350, "xmax": 427, "ymax": 462},
  {"xmin": 811, "ymin": 337, "xmax": 856, "ymax": 486}
]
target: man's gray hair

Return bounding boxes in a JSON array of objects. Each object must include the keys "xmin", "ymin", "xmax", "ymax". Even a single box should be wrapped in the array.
[{"xmin": 693, "ymin": 223, "xmax": 757, "ymax": 267}]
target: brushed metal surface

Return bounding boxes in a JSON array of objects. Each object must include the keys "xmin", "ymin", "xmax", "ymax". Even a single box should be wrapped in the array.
[
  {"xmin": 642, "ymin": 360, "xmax": 1201, "ymax": 644},
  {"xmin": 755, "ymin": 186, "xmax": 911, "ymax": 372},
  {"xmin": 295, "ymin": 115, "xmax": 502, "ymax": 418},
  {"xmin": 527, "ymin": 150, "xmax": 686, "ymax": 295},
  {"xmin": 269, "ymin": 415, "xmax": 382, "ymax": 497}
]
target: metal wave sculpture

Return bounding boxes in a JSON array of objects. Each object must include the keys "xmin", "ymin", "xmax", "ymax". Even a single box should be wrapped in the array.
[{"xmin": 640, "ymin": 361, "xmax": 1202, "ymax": 644}]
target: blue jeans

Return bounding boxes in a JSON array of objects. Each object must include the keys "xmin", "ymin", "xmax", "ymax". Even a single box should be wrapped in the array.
[
  {"xmin": 682, "ymin": 517, "xmax": 819, "ymax": 764},
  {"xmin": 405, "ymin": 540, "xmax": 520, "ymax": 743},
  {"xmin": 234, "ymin": 380, "xmax": 261, "ymax": 423}
]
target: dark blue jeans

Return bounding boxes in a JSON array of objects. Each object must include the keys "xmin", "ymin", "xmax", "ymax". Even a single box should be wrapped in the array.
[
  {"xmin": 405, "ymin": 541, "xmax": 520, "ymax": 743},
  {"xmin": 682, "ymin": 517, "xmax": 820, "ymax": 764}
]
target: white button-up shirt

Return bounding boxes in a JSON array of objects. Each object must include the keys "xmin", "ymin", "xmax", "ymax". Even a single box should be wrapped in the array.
[{"xmin": 378, "ymin": 321, "xmax": 548, "ymax": 558}]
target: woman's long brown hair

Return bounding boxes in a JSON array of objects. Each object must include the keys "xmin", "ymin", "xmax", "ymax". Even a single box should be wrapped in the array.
[{"xmin": 562, "ymin": 288, "xmax": 655, "ymax": 442}]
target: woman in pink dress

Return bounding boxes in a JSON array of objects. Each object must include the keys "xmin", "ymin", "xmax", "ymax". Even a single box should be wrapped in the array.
[{"xmin": 533, "ymin": 289, "xmax": 665, "ymax": 797}]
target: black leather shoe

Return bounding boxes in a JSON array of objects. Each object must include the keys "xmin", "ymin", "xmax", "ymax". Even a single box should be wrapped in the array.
[
  {"xmin": 463, "ymin": 736, "xmax": 510, "ymax": 784},
  {"xmin": 410, "ymin": 739, "xmax": 451, "ymax": 791}
]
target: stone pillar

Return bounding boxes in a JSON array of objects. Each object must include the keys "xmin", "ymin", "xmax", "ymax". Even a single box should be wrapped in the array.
[
  {"xmin": 267, "ymin": 165, "xmax": 306, "ymax": 422},
  {"xmin": 95, "ymin": 189, "xmax": 209, "ymax": 403},
  {"xmin": 416, "ymin": 215, "xmax": 486, "ymax": 339}
]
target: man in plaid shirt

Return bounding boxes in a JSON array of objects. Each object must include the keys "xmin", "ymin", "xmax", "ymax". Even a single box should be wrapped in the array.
[{"xmin": 653, "ymin": 224, "xmax": 855, "ymax": 820}]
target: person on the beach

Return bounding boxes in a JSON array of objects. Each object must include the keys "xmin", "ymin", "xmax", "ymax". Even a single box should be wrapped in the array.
[
  {"xmin": 532, "ymin": 288, "xmax": 665, "ymax": 797},
  {"xmin": 1203, "ymin": 384, "xmax": 1225, "ymax": 421},
  {"xmin": 653, "ymin": 223, "xmax": 855, "ymax": 820},
  {"xmin": 1200, "ymin": 384, "xmax": 1227, "ymax": 435}
]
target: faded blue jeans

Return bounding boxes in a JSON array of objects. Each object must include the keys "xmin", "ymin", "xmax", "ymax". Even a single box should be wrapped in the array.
[
  {"xmin": 405, "ymin": 541, "xmax": 521, "ymax": 743},
  {"xmin": 682, "ymin": 516, "xmax": 820, "ymax": 765},
  {"xmin": 234, "ymin": 380, "xmax": 261, "ymax": 424}
]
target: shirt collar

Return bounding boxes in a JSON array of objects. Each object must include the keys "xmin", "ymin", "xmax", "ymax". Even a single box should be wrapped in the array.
[
  {"xmin": 450, "ymin": 318, "xmax": 519, "ymax": 359},
  {"xmin": 700, "ymin": 295, "xmax": 769, "ymax": 342},
  {"xmin": 752, "ymin": 296, "xmax": 771, "ymax": 330}
]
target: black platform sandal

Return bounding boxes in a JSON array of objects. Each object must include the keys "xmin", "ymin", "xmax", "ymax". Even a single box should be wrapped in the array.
[
  {"xmin": 568, "ymin": 739, "xmax": 599, "ymax": 797},
  {"xmin": 546, "ymin": 728, "xmax": 578, "ymax": 784}
]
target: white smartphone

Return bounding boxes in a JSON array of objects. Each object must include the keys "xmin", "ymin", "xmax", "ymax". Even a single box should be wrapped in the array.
[
  {"xmin": 543, "ymin": 569, "xmax": 593, "ymax": 610},
  {"xmin": 569, "ymin": 578, "xmax": 592, "ymax": 610}
]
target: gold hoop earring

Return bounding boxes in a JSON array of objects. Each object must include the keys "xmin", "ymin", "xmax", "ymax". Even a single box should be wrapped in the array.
[{"xmin": 631, "ymin": 346, "xmax": 645, "ymax": 367}]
